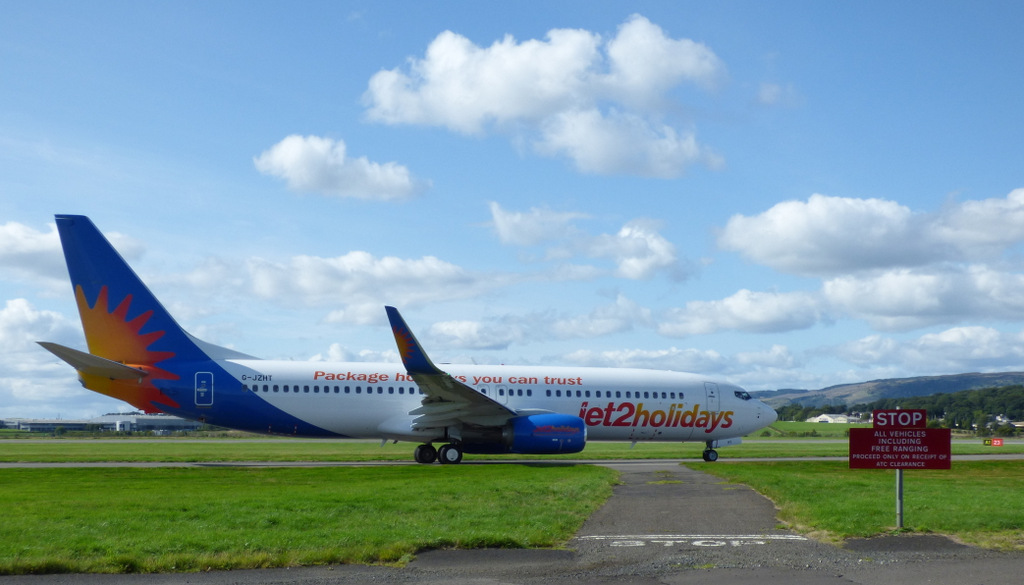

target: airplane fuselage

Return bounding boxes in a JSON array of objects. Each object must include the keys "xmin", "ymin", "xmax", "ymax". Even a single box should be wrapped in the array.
[
  {"xmin": 162, "ymin": 360, "xmax": 775, "ymax": 446},
  {"xmin": 44, "ymin": 214, "xmax": 778, "ymax": 463}
]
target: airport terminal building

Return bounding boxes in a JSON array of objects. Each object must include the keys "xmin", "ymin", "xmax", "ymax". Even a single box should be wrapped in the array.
[{"xmin": 2, "ymin": 413, "xmax": 204, "ymax": 434}]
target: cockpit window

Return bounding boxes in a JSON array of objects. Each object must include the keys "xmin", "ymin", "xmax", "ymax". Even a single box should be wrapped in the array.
[{"xmin": 735, "ymin": 390, "xmax": 752, "ymax": 401}]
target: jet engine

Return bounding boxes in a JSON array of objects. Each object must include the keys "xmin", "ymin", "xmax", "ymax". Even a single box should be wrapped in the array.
[{"xmin": 459, "ymin": 413, "xmax": 586, "ymax": 454}]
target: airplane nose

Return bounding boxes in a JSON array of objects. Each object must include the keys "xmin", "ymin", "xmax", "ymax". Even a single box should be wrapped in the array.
[{"xmin": 764, "ymin": 404, "xmax": 778, "ymax": 424}]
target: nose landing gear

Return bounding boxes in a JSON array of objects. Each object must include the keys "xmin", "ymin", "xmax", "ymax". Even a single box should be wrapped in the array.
[{"xmin": 702, "ymin": 440, "xmax": 719, "ymax": 462}]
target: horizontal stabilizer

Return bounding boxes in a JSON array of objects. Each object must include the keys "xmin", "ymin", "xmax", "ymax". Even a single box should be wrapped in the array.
[{"xmin": 38, "ymin": 342, "xmax": 148, "ymax": 380}]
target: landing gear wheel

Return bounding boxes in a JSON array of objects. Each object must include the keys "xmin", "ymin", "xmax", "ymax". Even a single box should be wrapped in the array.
[
  {"xmin": 702, "ymin": 449, "xmax": 719, "ymax": 462},
  {"xmin": 414, "ymin": 444, "xmax": 437, "ymax": 464},
  {"xmin": 437, "ymin": 443, "xmax": 463, "ymax": 464}
]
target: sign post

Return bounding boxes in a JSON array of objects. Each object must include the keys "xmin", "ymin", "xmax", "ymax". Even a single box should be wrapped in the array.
[{"xmin": 849, "ymin": 409, "xmax": 951, "ymax": 529}]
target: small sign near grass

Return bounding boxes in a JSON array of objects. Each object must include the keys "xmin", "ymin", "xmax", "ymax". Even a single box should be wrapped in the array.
[{"xmin": 849, "ymin": 409, "xmax": 951, "ymax": 529}]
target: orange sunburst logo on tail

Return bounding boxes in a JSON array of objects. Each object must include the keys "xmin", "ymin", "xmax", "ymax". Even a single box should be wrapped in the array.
[
  {"xmin": 392, "ymin": 326, "xmax": 416, "ymax": 361},
  {"xmin": 75, "ymin": 285, "xmax": 181, "ymax": 412}
]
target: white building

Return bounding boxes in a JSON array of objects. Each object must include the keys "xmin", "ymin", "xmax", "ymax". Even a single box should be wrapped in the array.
[{"xmin": 805, "ymin": 414, "xmax": 851, "ymax": 424}]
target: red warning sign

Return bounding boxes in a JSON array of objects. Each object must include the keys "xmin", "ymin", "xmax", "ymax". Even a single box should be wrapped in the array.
[{"xmin": 849, "ymin": 410, "xmax": 951, "ymax": 470}]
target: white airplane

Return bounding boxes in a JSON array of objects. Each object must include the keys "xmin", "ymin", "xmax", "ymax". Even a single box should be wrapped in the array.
[{"xmin": 40, "ymin": 215, "xmax": 777, "ymax": 463}]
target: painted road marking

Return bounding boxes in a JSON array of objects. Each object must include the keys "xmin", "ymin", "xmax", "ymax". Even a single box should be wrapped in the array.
[{"xmin": 577, "ymin": 534, "xmax": 808, "ymax": 548}]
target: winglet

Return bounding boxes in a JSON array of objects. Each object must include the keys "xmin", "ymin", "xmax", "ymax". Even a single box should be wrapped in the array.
[{"xmin": 385, "ymin": 306, "xmax": 442, "ymax": 375}]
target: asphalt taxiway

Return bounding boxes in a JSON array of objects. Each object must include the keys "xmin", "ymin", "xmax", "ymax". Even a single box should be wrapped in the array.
[{"xmin": 1, "ymin": 460, "xmax": 1022, "ymax": 584}]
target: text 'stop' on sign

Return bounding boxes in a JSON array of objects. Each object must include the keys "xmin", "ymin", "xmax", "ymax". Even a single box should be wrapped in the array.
[{"xmin": 872, "ymin": 409, "xmax": 927, "ymax": 429}]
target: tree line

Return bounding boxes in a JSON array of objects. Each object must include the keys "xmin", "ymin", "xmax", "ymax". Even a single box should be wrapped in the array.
[{"xmin": 775, "ymin": 385, "xmax": 1024, "ymax": 436}]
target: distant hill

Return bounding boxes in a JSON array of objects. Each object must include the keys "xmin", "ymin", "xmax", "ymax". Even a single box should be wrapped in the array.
[{"xmin": 757, "ymin": 372, "xmax": 1024, "ymax": 408}]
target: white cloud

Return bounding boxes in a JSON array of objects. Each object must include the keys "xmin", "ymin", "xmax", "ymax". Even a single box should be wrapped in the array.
[
  {"xmin": 308, "ymin": 343, "xmax": 396, "ymax": 364},
  {"xmin": 603, "ymin": 14, "xmax": 724, "ymax": 101},
  {"xmin": 0, "ymin": 298, "xmax": 76, "ymax": 351},
  {"xmin": 718, "ymin": 194, "xmax": 935, "ymax": 276},
  {"xmin": 364, "ymin": 14, "xmax": 724, "ymax": 177},
  {"xmin": 659, "ymin": 289, "xmax": 823, "ymax": 337},
  {"xmin": 0, "ymin": 298, "xmax": 93, "ymax": 418},
  {"xmin": 718, "ymin": 190, "xmax": 1024, "ymax": 276},
  {"xmin": 488, "ymin": 203, "xmax": 684, "ymax": 280},
  {"xmin": 563, "ymin": 346, "xmax": 728, "ymax": 374},
  {"xmin": 711, "ymin": 189, "xmax": 1024, "ymax": 337},
  {"xmin": 535, "ymin": 108, "xmax": 709, "ymax": 177},
  {"xmin": 0, "ymin": 221, "xmax": 68, "ymax": 284},
  {"xmin": 254, "ymin": 135, "xmax": 429, "ymax": 200},
  {"xmin": 429, "ymin": 319, "xmax": 523, "ymax": 351},
  {"xmin": 594, "ymin": 220, "xmax": 681, "ymax": 280},
  {"xmin": 365, "ymin": 28, "xmax": 599, "ymax": 132},
  {"xmin": 735, "ymin": 344, "xmax": 799, "ymax": 369},
  {"xmin": 824, "ymin": 266, "xmax": 1024, "ymax": 331},
  {"xmin": 837, "ymin": 327, "xmax": 1024, "ymax": 372},
  {"xmin": 757, "ymin": 82, "xmax": 801, "ymax": 106},
  {"xmin": 244, "ymin": 251, "xmax": 515, "ymax": 325},
  {"xmin": 932, "ymin": 188, "xmax": 1024, "ymax": 255},
  {"xmin": 834, "ymin": 334, "xmax": 902, "ymax": 366},
  {"xmin": 551, "ymin": 295, "xmax": 652, "ymax": 338},
  {"xmin": 488, "ymin": 201, "xmax": 588, "ymax": 246}
]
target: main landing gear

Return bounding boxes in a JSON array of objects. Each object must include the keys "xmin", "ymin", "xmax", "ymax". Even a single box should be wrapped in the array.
[
  {"xmin": 702, "ymin": 441, "xmax": 719, "ymax": 462},
  {"xmin": 413, "ymin": 443, "xmax": 463, "ymax": 464}
]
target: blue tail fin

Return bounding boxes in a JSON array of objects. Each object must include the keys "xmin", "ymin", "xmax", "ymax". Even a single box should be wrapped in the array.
[{"xmin": 45, "ymin": 215, "xmax": 252, "ymax": 412}]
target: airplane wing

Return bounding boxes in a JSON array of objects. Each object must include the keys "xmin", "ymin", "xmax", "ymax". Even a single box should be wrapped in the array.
[
  {"xmin": 38, "ymin": 342, "xmax": 148, "ymax": 380},
  {"xmin": 385, "ymin": 306, "xmax": 515, "ymax": 429}
]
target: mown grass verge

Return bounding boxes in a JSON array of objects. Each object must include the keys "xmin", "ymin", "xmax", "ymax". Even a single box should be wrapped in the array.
[
  {"xmin": 1, "ymin": 436, "xmax": 1020, "ymax": 462},
  {"xmin": 0, "ymin": 465, "xmax": 616, "ymax": 575},
  {"xmin": 691, "ymin": 460, "xmax": 1024, "ymax": 551}
]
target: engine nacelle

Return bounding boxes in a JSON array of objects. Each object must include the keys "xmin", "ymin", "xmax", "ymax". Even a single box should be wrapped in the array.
[{"xmin": 505, "ymin": 413, "xmax": 586, "ymax": 454}]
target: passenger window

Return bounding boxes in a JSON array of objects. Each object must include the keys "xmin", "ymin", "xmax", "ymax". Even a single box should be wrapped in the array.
[
  {"xmin": 388, "ymin": 387, "xmax": 394, "ymax": 394},
  {"xmin": 527, "ymin": 389, "xmax": 532, "ymax": 396},
  {"xmin": 556, "ymin": 390, "xmax": 562, "ymax": 397},
  {"xmin": 304, "ymin": 386, "xmax": 310, "ymax": 393},
  {"xmin": 546, "ymin": 390, "xmax": 551, "ymax": 397}
]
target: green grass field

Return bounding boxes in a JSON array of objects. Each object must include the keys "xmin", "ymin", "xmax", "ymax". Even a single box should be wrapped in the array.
[
  {"xmin": 693, "ymin": 460, "xmax": 1024, "ymax": 551},
  {"xmin": 0, "ymin": 465, "xmax": 615, "ymax": 575},
  {"xmin": 2, "ymin": 433, "xmax": 1022, "ymax": 574},
  {"xmin": 1, "ymin": 435, "xmax": 1020, "ymax": 462}
]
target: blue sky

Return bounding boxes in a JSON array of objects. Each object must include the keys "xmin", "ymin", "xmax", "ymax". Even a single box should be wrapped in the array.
[{"xmin": 3, "ymin": 2, "xmax": 1024, "ymax": 418}]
